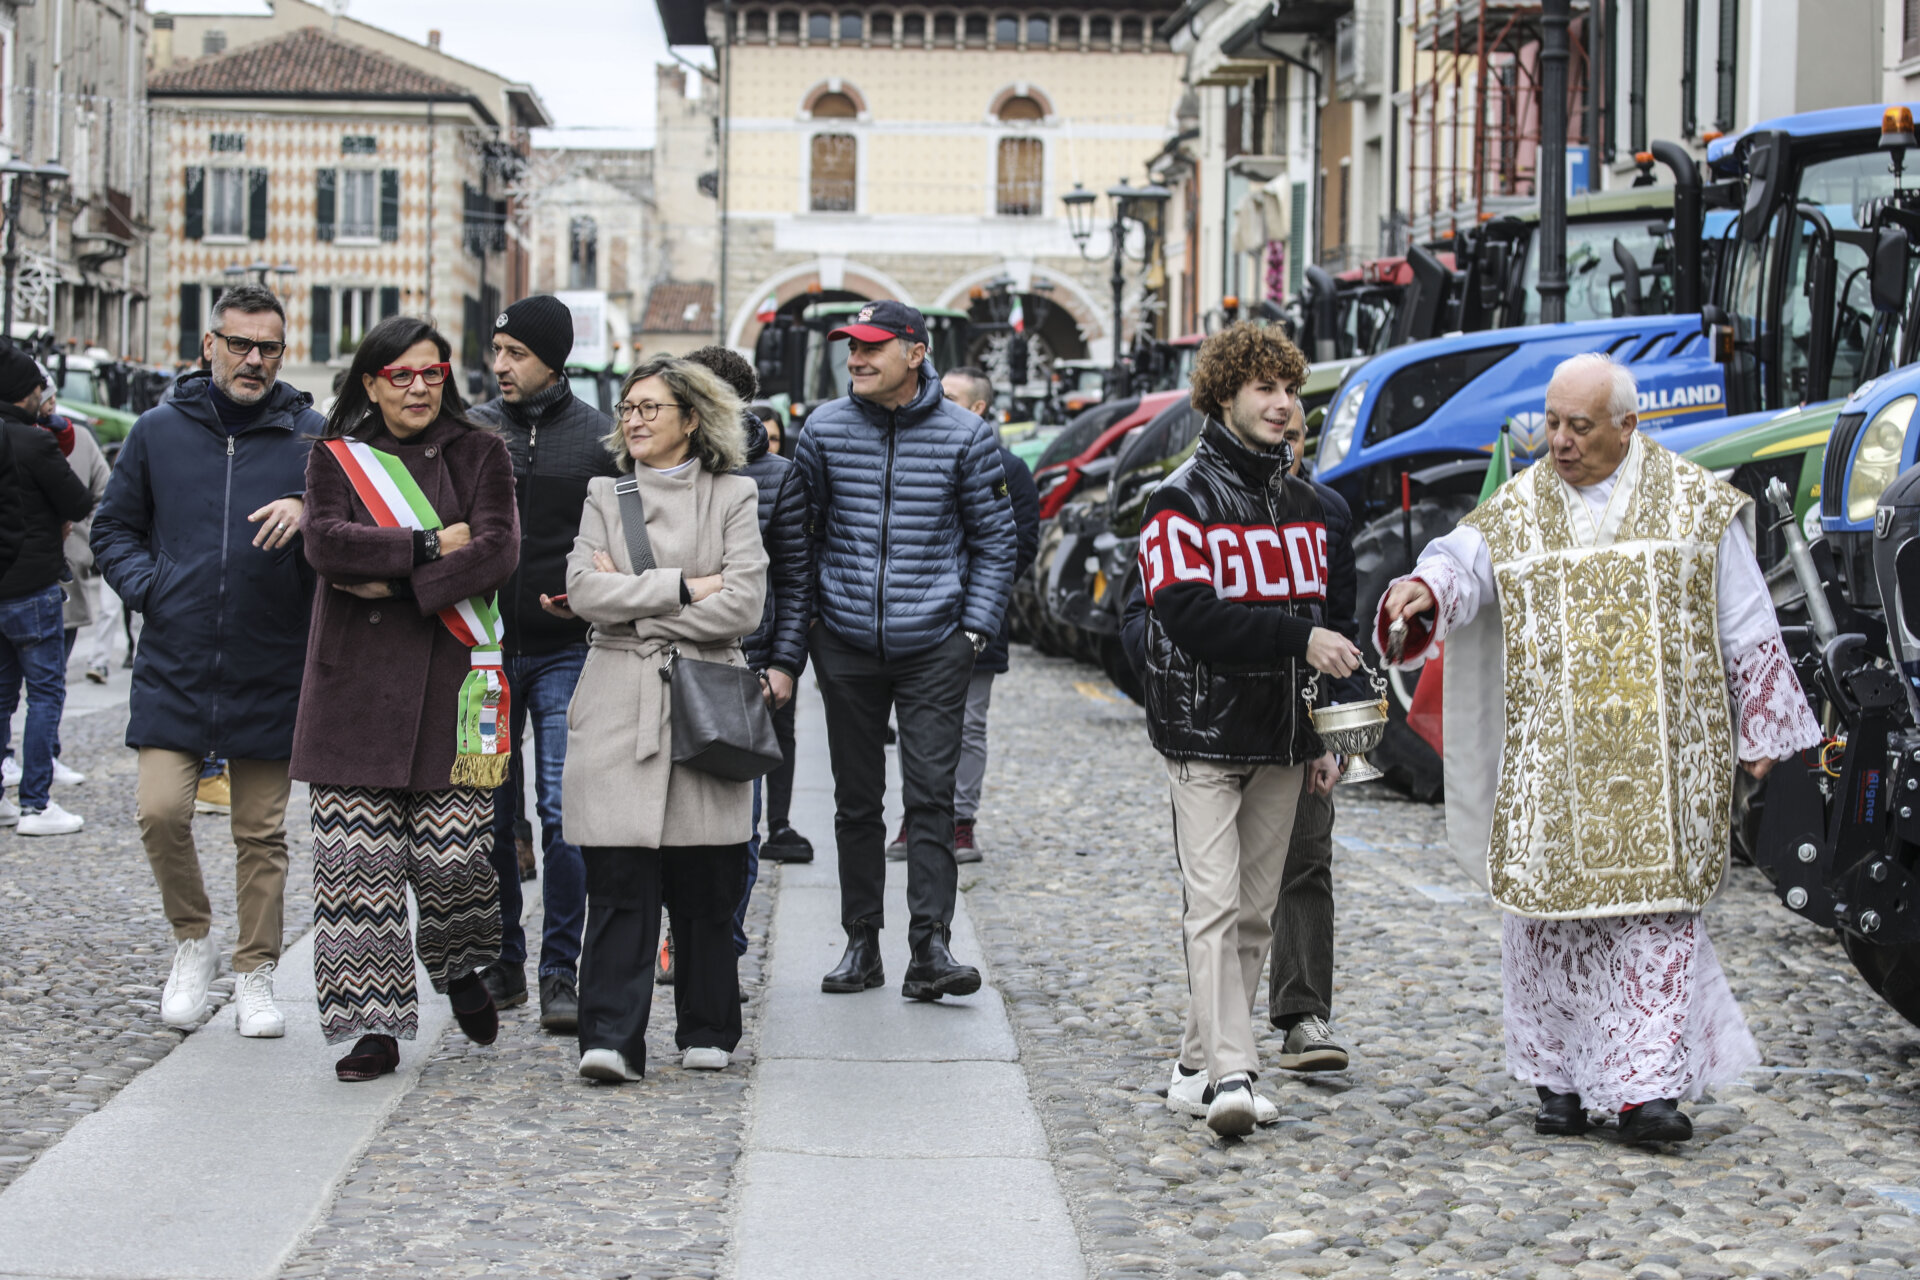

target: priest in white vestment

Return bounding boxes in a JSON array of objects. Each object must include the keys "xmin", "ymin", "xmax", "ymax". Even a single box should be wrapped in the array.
[{"xmin": 1376, "ymin": 352, "xmax": 1823, "ymax": 1143}]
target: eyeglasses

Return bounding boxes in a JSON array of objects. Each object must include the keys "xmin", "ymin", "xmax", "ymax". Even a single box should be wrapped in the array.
[
  {"xmin": 616, "ymin": 400, "xmax": 689, "ymax": 422},
  {"xmin": 376, "ymin": 363, "xmax": 451, "ymax": 388},
  {"xmin": 212, "ymin": 332, "xmax": 286, "ymax": 361}
]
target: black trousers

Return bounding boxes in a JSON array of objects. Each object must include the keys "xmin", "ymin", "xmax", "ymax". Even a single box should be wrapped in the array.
[
  {"xmin": 766, "ymin": 694, "xmax": 798, "ymax": 832},
  {"xmin": 811, "ymin": 626, "xmax": 974, "ymax": 950},
  {"xmin": 1268, "ymin": 780, "xmax": 1335, "ymax": 1024},
  {"xmin": 577, "ymin": 844, "xmax": 745, "ymax": 1072}
]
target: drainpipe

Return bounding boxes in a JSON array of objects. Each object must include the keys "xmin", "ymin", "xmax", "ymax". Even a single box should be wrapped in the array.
[
  {"xmin": 1538, "ymin": 0, "xmax": 1571, "ymax": 324},
  {"xmin": 717, "ymin": 0, "xmax": 733, "ymax": 344}
]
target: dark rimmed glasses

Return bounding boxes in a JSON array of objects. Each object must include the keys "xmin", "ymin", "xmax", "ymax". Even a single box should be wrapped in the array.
[
  {"xmin": 212, "ymin": 331, "xmax": 286, "ymax": 361},
  {"xmin": 616, "ymin": 399, "xmax": 689, "ymax": 422},
  {"xmin": 376, "ymin": 362, "xmax": 452, "ymax": 388}
]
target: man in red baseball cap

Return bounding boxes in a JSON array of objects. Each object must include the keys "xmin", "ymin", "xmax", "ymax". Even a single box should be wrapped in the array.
[{"xmin": 826, "ymin": 299, "xmax": 930, "ymax": 350}]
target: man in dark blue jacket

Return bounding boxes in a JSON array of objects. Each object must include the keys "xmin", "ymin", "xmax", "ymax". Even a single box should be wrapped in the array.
[
  {"xmin": 794, "ymin": 302, "xmax": 1017, "ymax": 1001},
  {"xmin": 939, "ymin": 366, "xmax": 1039, "ymax": 864},
  {"xmin": 92, "ymin": 283, "xmax": 319, "ymax": 1039}
]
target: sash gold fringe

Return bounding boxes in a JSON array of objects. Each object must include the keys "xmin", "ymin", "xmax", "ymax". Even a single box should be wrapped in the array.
[{"xmin": 450, "ymin": 752, "xmax": 510, "ymax": 790}]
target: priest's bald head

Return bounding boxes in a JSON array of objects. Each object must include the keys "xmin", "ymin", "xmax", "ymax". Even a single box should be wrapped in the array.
[{"xmin": 1545, "ymin": 352, "xmax": 1639, "ymax": 488}]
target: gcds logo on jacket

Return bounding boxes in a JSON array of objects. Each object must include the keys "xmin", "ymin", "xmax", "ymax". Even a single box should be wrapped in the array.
[{"xmin": 1138, "ymin": 509, "xmax": 1328, "ymax": 605}]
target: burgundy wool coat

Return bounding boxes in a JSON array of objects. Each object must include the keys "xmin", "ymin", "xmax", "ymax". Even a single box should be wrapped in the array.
[{"xmin": 290, "ymin": 415, "xmax": 520, "ymax": 792}]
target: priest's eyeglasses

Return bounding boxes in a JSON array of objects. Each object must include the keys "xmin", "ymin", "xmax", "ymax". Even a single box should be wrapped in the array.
[
  {"xmin": 616, "ymin": 400, "xmax": 689, "ymax": 422},
  {"xmin": 212, "ymin": 332, "xmax": 286, "ymax": 361},
  {"xmin": 376, "ymin": 363, "xmax": 452, "ymax": 387}
]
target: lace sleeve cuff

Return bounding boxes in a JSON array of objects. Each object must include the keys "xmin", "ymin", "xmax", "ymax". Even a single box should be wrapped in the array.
[
  {"xmin": 1372, "ymin": 558, "xmax": 1467, "ymax": 667},
  {"xmin": 1729, "ymin": 637, "xmax": 1823, "ymax": 761}
]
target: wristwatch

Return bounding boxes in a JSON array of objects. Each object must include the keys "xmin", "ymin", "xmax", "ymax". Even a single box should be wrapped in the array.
[{"xmin": 965, "ymin": 629, "xmax": 989, "ymax": 656}]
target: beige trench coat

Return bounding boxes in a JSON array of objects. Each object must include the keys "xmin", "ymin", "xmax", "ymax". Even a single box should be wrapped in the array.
[{"xmin": 560, "ymin": 465, "xmax": 768, "ymax": 850}]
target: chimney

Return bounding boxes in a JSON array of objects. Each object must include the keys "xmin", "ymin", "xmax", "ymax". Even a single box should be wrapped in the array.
[{"xmin": 427, "ymin": 29, "xmax": 442, "ymax": 51}]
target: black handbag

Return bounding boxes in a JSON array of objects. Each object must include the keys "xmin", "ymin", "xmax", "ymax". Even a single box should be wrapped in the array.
[{"xmin": 616, "ymin": 477, "xmax": 783, "ymax": 782}]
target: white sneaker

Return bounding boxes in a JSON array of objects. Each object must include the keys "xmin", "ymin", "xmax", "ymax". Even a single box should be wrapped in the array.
[
  {"xmin": 50, "ymin": 758, "xmax": 85, "ymax": 786},
  {"xmin": 1166, "ymin": 1061, "xmax": 1210, "ymax": 1117},
  {"xmin": 234, "ymin": 964, "xmax": 285, "ymax": 1038},
  {"xmin": 578, "ymin": 1048, "xmax": 642, "ymax": 1082},
  {"xmin": 1206, "ymin": 1072, "xmax": 1259, "ymax": 1137},
  {"xmin": 17, "ymin": 801, "xmax": 84, "ymax": 836},
  {"xmin": 1, "ymin": 756, "xmax": 17, "ymax": 788},
  {"xmin": 682, "ymin": 1046, "xmax": 729, "ymax": 1070},
  {"xmin": 0, "ymin": 796, "xmax": 16, "ymax": 827},
  {"xmin": 1252, "ymin": 1090, "xmax": 1280, "ymax": 1125},
  {"xmin": 161, "ymin": 936, "xmax": 218, "ymax": 1027}
]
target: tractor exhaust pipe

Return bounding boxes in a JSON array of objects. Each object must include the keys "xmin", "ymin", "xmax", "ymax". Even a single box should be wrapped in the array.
[{"xmin": 1766, "ymin": 476, "xmax": 1839, "ymax": 647}]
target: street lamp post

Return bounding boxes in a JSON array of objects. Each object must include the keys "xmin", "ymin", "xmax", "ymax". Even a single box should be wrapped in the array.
[
  {"xmin": 1062, "ymin": 178, "xmax": 1168, "ymax": 398},
  {"xmin": 0, "ymin": 159, "xmax": 70, "ymax": 340}
]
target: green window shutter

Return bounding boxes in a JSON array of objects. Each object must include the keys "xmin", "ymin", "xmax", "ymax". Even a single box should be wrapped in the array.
[
  {"xmin": 379, "ymin": 286, "xmax": 401, "ymax": 319},
  {"xmin": 184, "ymin": 167, "xmax": 204, "ymax": 240},
  {"xmin": 315, "ymin": 168, "xmax": 335, "ymax": 243},
  {"xmin": 178, "ymin": 284, "xmax": 201, "ymax": 361},
  {"xmin": 247, "ymin": 168, "xmax": 269, "ymax": 240},
  {"xmin": 379, "ymin": 169, "xmax": 400, "ymax": 242},
  {"xmin": 310, "ymin": 286, "xmax": 332, "ymax": 363}
]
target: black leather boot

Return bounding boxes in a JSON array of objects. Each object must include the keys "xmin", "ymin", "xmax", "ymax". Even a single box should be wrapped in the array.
[
  {"xmin": 901, "ymin": 928, "xmax": 982, "ymax": 1002},
  {"xmin": 1534, "ymin": 1086, "xmax": 1591, "ymax": 1136},
  {"xmin": 1618, "ymin": 1097, "xmax": 1693, "ymax": 1143},
  {"xmin": 821, "ymin": 924, "xmax": 884, "ymax": 993}
]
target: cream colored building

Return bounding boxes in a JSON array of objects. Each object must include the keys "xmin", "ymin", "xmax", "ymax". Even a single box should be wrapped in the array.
[{"xmin": 658, "ymin": 0, "xmax": 1184, "ymax": 370}]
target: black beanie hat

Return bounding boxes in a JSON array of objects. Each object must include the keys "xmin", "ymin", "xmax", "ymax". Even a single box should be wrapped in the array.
[
  {"xmin": 0, "ymin": 345, "xmax": 46, "ymax": 404},
  {"xmin": 492, "ymin": 295, "xmax": 575, "ymax": 377}
]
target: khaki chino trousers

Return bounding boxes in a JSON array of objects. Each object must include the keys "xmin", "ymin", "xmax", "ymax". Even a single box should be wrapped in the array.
[
  {"xmin": 1166, "ymin": 756, "xmax": 1304, "ymax": 1080},
  {"xmin": 136, "ymin": 748, "xmax": 291, "ymax": 973}
]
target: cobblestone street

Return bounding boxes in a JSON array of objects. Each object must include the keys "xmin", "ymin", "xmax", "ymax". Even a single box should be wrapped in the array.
[{"xmin": 8, "ymin": 651, "xmax": 1920, "ymax": 1278}]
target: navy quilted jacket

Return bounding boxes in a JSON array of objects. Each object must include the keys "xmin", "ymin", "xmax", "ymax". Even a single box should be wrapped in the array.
[
  {"xmin": 737, "ymin": 413, "xmax": 811, "ymax": 677},
  {"xmin": 794, "ymin": 368, "xmax": 1016, "ymax": 659}
]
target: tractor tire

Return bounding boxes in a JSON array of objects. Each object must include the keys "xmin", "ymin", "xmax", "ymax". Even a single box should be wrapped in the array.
[
  {"xmin": 1841, "ymin": 932, "xmax": 1920, "ymax": 1029},
  {"xmin": 1351, "ymin": 495, "xmax": 1479, "ymax": 803}
]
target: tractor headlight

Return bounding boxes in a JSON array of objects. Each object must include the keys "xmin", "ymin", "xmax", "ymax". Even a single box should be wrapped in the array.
[
  {"xmin": 1847, "ymin": 394, "xmax": 1916, "ymax": 522},
  {"xmin": 1318, "ymin": 381, "xmax": 1366, "ymax": 470}
]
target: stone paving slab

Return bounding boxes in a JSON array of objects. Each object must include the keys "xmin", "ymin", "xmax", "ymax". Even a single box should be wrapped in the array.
[
  {"xmin": 0, "ymin": 928, "xmax": 448, "ymax": 1280},
  {"xmin": 752, "ymin": 1058, "xmax": 1048, "ymax": 1158}
]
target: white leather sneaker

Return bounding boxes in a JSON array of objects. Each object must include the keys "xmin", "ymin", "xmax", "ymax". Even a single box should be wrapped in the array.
[
  {"xmin": 49, "ymin": 758, "xmax": 86, "ymax": 786},
  {"xmin": 1, "ymin": 755, "xmax": 16, "ymax": 788},
  {"xmin": 161, "ymin": 936, "xmax": 218, "ymax": 1027},
  {"xmin": 17, "ymin": 801, "xmax": 84, "ymax": 836},
  {"xmin": 0, "ymin": 796, "xmax": 17, "ymax": 827},
  {"xmin": 682, "ymin": 1047, "xmax": 729, "ymax": 1070},
  {"xmin": 1206, "ymin": 1072, "xmax": 1259, "ymax": 1137},
  {"xmin": 578, "ymin": 1048, "xmax": 642, "ymax": 1082},
  {"xmin": 1166, "ymin": 1061, "xmax": 1210, "ymax": 1117},
  {"xmin": 234, "ymin": 964, "xmax": 285, "ymax": 1038}
]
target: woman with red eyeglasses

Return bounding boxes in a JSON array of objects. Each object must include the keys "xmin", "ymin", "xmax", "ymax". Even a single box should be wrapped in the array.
[{"xmin": 291, "ymin": 315, "xmax": 522, "ymax": 1082}]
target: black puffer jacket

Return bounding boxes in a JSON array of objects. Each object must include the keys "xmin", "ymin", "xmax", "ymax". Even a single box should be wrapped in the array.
[
  {"xmin": 1131, "ymin": 419, "xmax": 1328, "ymax": 764},
  {"xmin": 1, "ymin": 400, "xmax": 95, "ymax": 599},
  {"xmin": 978, "ymin": 444, "xmax": 1040, "ymax": 674},
  {"xmin": 468, "ymin": 382, "xmax": 616, "ymax": 656},
  {"xmin": 737, "ymin": 413, "xmax": 811, "ymax": 677}
]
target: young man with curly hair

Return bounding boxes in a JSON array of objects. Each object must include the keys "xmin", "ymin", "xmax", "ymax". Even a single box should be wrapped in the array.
[{"xmin": 1123, "ymin": 323, "xmax": 1360, "ymax": 1136}]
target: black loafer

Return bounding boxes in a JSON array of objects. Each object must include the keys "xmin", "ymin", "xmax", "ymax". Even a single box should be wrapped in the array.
[
  {"xmin": 1618, "ymin": 1098, "xmax": 1693, "ymax": 1143},
  {"xmin": 1534, "ymin": 1086, "xmax": 1591, "ymax": 1136},
  {"xmin": 538, "ymin": 971, "xmax": 579, "ymax": 1033},
  {"xmin": 901, "ymin": 929, "xmax": 981, "ymax": 1002},
  {"xmin": 448, "ymin": 971, "xmax": 499, "ymax": 1046},
  {"xmin": 822, "ymin": 924, "xmax": 884, "ymax": 993}
]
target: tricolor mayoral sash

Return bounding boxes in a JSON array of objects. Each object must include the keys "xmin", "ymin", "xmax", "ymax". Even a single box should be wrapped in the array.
[
  {"xmin": 323, "ymin": 437, "xmax": 511, "ymax": 789},
  {"xmin": 1453, "ymin": 434, "xmax": 1749, "ymax": 919}
]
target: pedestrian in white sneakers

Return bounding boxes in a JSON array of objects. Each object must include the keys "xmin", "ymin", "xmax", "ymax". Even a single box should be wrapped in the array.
[
  {"xmin": 0, "ymin": 345, "xmax": 95, "ymax": 837},
  {"xmin": 91, "ymin": 285, "xmax": 321, "ymax": 1035},
  {"xmin": 1119, "ymin": 324, "xmax": 1359, "ymax": 1137}
]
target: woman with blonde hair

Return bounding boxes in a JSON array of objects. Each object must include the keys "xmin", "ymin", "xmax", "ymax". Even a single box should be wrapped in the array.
[{"xmin": 562, "ymin": 356, "xmax": 767, "ymax": 1083}]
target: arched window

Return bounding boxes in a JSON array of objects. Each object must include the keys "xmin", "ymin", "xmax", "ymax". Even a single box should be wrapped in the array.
[
  {"xmin": 1120, "ymin": 16, "xmax": 1142, "ymax": 48},
  {"xmin": 964, "ymin": 13, "xmax": 988, "ymax": 45},
  {"xmin": 810, "ymin": 93, "xmax": 857, "ymax": 212},
  {"xmin": 995, "ymin": 14, "xmax": 1018, "ymax": 45},
  {"xmin": 744, "ymin": 9, "xmax": 768, "ymax": 39},
  {"xmin": 933, "ymin": 12, "xmax": 956, "ymax": 45},
  {"xmin": 1089, "ymin": 14, "xmax": 1112, "ymax": 46},
  {"xmin": 1057, "ymin": 14, "xmax": 1080, "ymax": 45},
  {"xmin": 839, "ymin": 11, "xmax": 862, "ymax": 40},
  {"xmin": 1027, "ymin": 15, "xmax": 1050, "ymax": 46},
  {"xmin": 871, "ymin": 11, "xmax": 893, "ymax": 40},
  {"xmin": 807, "ymin": 11, "xmax": 831, "ymax": 41},
  {"xmin": 995, "ymin": 96, "xmax": 1044, "ymax": 217},
  {"xmin": 903, "ymin": 12, "xmax": 926, "ymax": 42}
]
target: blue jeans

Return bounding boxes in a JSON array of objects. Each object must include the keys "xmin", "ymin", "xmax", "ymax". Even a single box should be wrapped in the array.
[
  {"xmin": 0, "ymin": 586, "xmax": 70, "ymax": 811},
  {"xmin": 488, "ymin": 646, "xmax": 589, "ymax": 978},
  {"xmin": 735, "ymin": 778, "xmax": 762, "ymax": 956}
]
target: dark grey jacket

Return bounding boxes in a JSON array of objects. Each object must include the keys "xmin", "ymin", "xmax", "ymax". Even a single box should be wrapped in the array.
[{"xmin": 736, "ymin": 413, "xmax": 811, "ymax": 677}]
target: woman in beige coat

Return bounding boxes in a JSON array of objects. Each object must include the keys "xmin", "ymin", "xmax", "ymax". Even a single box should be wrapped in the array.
[{"xmin": 561, "ymin": 356, "xmax": 767, "ymax": 1084}]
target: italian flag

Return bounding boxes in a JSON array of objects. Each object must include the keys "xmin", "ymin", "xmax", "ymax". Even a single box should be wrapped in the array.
[
  {"xmin": 756, "ymin": 293, "xmax": 779, "ymax": 323},
  {"xmin": 1008, "ymin": 297, "xmax": 1025, "ymax": 334}
]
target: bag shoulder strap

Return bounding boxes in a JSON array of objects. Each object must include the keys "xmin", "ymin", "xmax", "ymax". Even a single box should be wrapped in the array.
[{"xmin": 612, "ymin": 475, "xmax": 658, "ymax": 573}]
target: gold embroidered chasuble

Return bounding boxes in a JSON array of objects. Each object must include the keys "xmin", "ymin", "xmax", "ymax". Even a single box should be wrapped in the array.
[{"xmin": 1459, "ymin": 436, "xmax": 1749, "ymax": 919}]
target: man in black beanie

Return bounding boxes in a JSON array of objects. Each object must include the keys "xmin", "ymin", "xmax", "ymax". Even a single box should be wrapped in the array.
[
  {"xmin": 0, "ymin": 345, "xmax": 93, "ymax": 836},
  {"xmin": 467, "ymin": 294, "xmax": 616, "ymax": 1032}
]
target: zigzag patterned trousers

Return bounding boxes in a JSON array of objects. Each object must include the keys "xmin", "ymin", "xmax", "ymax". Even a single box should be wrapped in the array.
[{"xmin": 312, "ymin": 784, "xmax": 502, "ymax": 1045}]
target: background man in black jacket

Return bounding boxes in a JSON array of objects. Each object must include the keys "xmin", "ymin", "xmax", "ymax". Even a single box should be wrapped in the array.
[
  {"xmin": 0, "ymin": 345, "xmax": 93, "ymax": 836},
  {"xmin": 683, "ymin": 346, "xmax": 814, "ymax": 955},
  {"xmin": 468, "ymin": 295, "xmax": 616, "ymax": 1031},
  {"xmin": 1123, "ymin": 324, "xmax": 1360, "ymax": 1137},
  {"xmin": 937, "ymin": 366, "xmax": 1039, "ymax": 863}
]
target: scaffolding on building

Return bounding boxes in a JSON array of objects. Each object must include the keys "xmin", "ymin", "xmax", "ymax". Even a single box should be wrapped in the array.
[{"xmin": 1404, "ymin": 0, "xmax": 1599, "ymax": 242}]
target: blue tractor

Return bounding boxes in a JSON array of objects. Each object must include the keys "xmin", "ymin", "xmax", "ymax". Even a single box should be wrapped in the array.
[{"xmin": 1318, "ymin": 103, "xmax": 1920, "ymax": 799}]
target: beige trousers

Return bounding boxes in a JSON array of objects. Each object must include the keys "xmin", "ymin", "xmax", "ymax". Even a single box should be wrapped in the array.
[
  {"xmin": 1166, "ymin": 756, "xmax": 1304, "ymax": 1080},
  {"xmin": 136, "ymin": 749, "xmax": 291, "ymax": 973}
]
